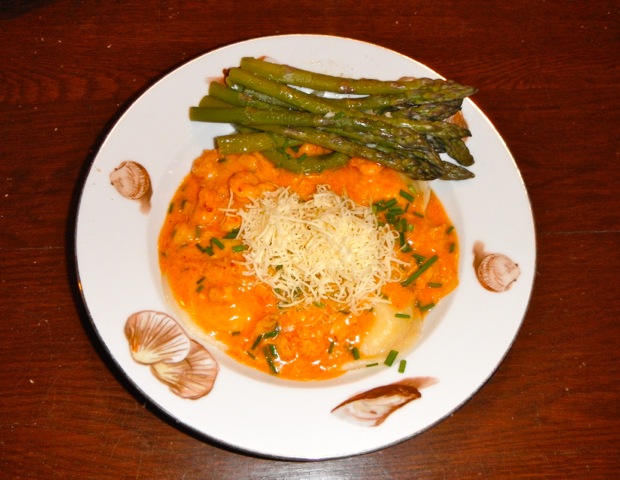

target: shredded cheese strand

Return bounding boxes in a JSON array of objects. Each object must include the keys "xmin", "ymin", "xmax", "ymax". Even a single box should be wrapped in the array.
[{"xmin": 235, "ymin": 185, "xmax": 408, "ymax": 313}]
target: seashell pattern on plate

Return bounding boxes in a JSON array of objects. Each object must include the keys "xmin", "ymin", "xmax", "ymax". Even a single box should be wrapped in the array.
[
  {"xmin": 125, "ymin": 310, "xmax": 191, "ymax": 364},
  {"xmin": 124, "ymin": 310, "xmax": 219, "ymax": 400},
  {"xmin": 332, "ymin": 377, "xmax": 437, "ymax": 427},
  {"xmin": 151, "ymin": 340, "xmax": 219, "ymax": 399},
  {"xmin": 473, "ymin": 241, "xmax": 521, "ymax": 292},
  {"xmin": 110, "ymin": 160, "xmax": 152, "ymax": 213}
]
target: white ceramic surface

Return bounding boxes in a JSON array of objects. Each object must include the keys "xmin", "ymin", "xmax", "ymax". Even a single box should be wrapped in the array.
[{"xmin": 75, "ymin": 34, "xmax": 536, "ymax": 460}]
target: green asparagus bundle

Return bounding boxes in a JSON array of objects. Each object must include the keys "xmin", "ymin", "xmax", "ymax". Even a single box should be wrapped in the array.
[{"xmin": 189, "ymin": 57, "xmax": 478, "ymax": 180}]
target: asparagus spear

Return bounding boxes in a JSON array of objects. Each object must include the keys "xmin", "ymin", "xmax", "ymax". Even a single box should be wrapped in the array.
[
  {"xmin": 433, "ymin": 137, "xmax": 475, "ymax": 167},
  {"xmin": 189, "ymin": 105, "xmax": 441, "ymax": 155},
  {"xmin": 216, "ymin": 132, "xmax": 288, "ymax": 154},
  {"xmin": 379, "ymin": 115, "xmax": 470, "ymax": 140},
  {"xmin": 384, "ymin": 100, "xmax": 463, "ymax": 121},
  {"xmin": 239, "ymin": 57, "xmax": 478, "ymax": 101},
  {"xmin": 226, "ymin": 68, "xmax": 340, "ymax": 115},
  {"xmin": 305, "ymin": 91, "xmax": 461, "ymax": 115},
  {"xmin": 197, "ymin": 95, "xmax": 234, "ymax": 108},
  {"xmin": 208, "ymin": 81, "xmax": 293, "ymax": 110}
]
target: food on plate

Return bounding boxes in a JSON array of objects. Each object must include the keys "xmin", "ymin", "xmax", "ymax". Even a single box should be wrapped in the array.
[
  {"xmin": 159, "ymin": 149, "xmax": 459, "ymax": 380},
  {"xmin": 158, "ymin": 59, "xmax": 470, "ymax": 381}
]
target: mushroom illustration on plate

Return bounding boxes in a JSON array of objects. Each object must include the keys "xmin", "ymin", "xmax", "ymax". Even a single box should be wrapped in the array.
[
  {"xmin": 110, "ymin": 160, "xmax": 152, "ymax": 213},
  {"xmin": 473, "ymin": 241, "xmax": 521, "ymax": 292},
  {"xmin": 124, "ymin": 310, "xmax": 219, "ymax": 399}
]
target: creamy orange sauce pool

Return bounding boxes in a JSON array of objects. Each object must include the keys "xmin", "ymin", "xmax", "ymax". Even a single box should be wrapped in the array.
[{"xmin": 158, "ymin": 148, "xmax": 458, "ymax": 380}]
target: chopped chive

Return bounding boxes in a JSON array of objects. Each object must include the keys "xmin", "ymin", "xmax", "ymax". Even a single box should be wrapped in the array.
[
  {"xmin": 231, "ymin": 331, "xmax": 241, "ymax": 336},
  {"xmin": 196, "ymin": 276, "xmax": 206, "ymax": 284},
  {"xmin": 401, "ymin": 255, "xmax": 438, "ymax": 287},
  {"xmin": 267, "ymin": 343, "xmax": 278, "ymax": 358},
  {"xmin": 366, "ymin": 362, "xmax": 379, "ymax": 368},
  {"xmin": 181, "ymin": 199, "xmax": 188, "ymax": 210},
  {"xmin": 167, "ymin": 202, "xmax": 174, "ymax": 214},
  {"xmin": 195, "ymin": 244, "xmax": 214, "ymax": 256},
  {"xmin": 427, "ymin": 282, "xmax": 443, "ymax": 288},
  {"xmin": 351, "ymin": 346, "xmax": 360, "ymax": 360},
  {"xmin": 401, "ymin": 244, "xmax": 412, "ymax": 253},
  {"xmin": 211, "ymin": 237, "xmax": 225, "ymax": 250},
  {"xmin": 413, "ymin": 211, "xmax": 424, "ymax": 218},
  {"xmin": 246, "ymin": 351, "xmax": 256, "ymax": 360},
  {"xmin": 398, "ymin": 359, "xmax": 407, "ymax": 373},
  {"xmin": 232, "ymin": 244, "xmax": 247, "ymax": 253},
  {"xmin": 372, "ymin": 202, "xmax": 385, "ymax": 213},
  {"xmin": 449, "ymin": 242, "xmax": 456, "ymax": 253},
  {"xmin": 384, "ymin": 198, "xmax": 398, "ymax": 208},
  {"xmin": 395, "ymin": 312, "xmax": 411, "ymax": 319},
  {"xmin": 399, "ymin": 189, "xmax": 415, "ymax": 203},
  {"xmin": 262, "ymin": 324, "xmax": 280, "ymax": 339},
  {"xmin": 224, "ymin": 228, "xmax": 240, "ymax": 239},
  {"xmin": 412, "ymin": 253, "xmax": 427, "ymax": 264},
  {"xmin": 263, "ymin": 347, "xmax": 279, "ymax": 374},
  {"xmin": 195, "ymin": 284, "xmax": 205, "ymax": 293},
  {"xmin": 419, "ymin": 302, "xmax": 436, "ymax": 312},
  {"xmin": 313, "ymin": 301, "xmax": 326, "ymax": 308},
  {"xmin": 328, "ymin": 340, "xmax": 335, "ymax": 354},
  {"xmin": 251, "ymin": 334, "xmax": 263, "ymax": 350},
  {"xmin": 399, "ymin": 232, "xmax": 406, "ymax": 247},
  {"xmin": 408, "ymin": 223, "xmax": 414, "ymax": 232},
  {"xmin": 398, "ymin": 217, "xmax": 408, "ymax": 232},
  {"xmin": 446, "ymin": 225, "xmax": 455, "ymax": 235},
  {"xmin": 384, "ymin": 350, "xmax": 398, "ymax": 366},
  {"xmin": 266, "ymin": 358, "xmax": 279, "ymax": 374},
  {"xmin": 388, "ymin": 206, "xmax": 405, "ymax": 215}
]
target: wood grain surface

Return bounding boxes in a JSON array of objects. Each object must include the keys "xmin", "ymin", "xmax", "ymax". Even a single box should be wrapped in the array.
[{"xmin": 1, "ymin": 1, "xmax": 618, "ymax": 478}]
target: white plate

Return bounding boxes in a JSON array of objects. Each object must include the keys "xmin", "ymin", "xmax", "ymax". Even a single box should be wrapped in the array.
[{"xmin": 75, "ymin": 34, "xmax": 535, "ymax": 460}]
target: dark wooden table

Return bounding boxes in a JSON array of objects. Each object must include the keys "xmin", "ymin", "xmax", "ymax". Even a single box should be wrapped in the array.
[{"xmin": 2, "ymin": 1, "xmax": 619, "ymax": 478}]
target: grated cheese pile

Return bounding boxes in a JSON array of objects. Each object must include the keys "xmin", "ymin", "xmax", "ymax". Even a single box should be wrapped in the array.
[{"xmin": 235, "ymin": 185, "xmax": 407, "ymax": 313}]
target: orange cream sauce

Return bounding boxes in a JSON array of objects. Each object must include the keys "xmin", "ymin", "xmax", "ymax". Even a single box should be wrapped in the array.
[{"xmin": 158, "ymin": 148, "xmax": 458, "ymax": 381}]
